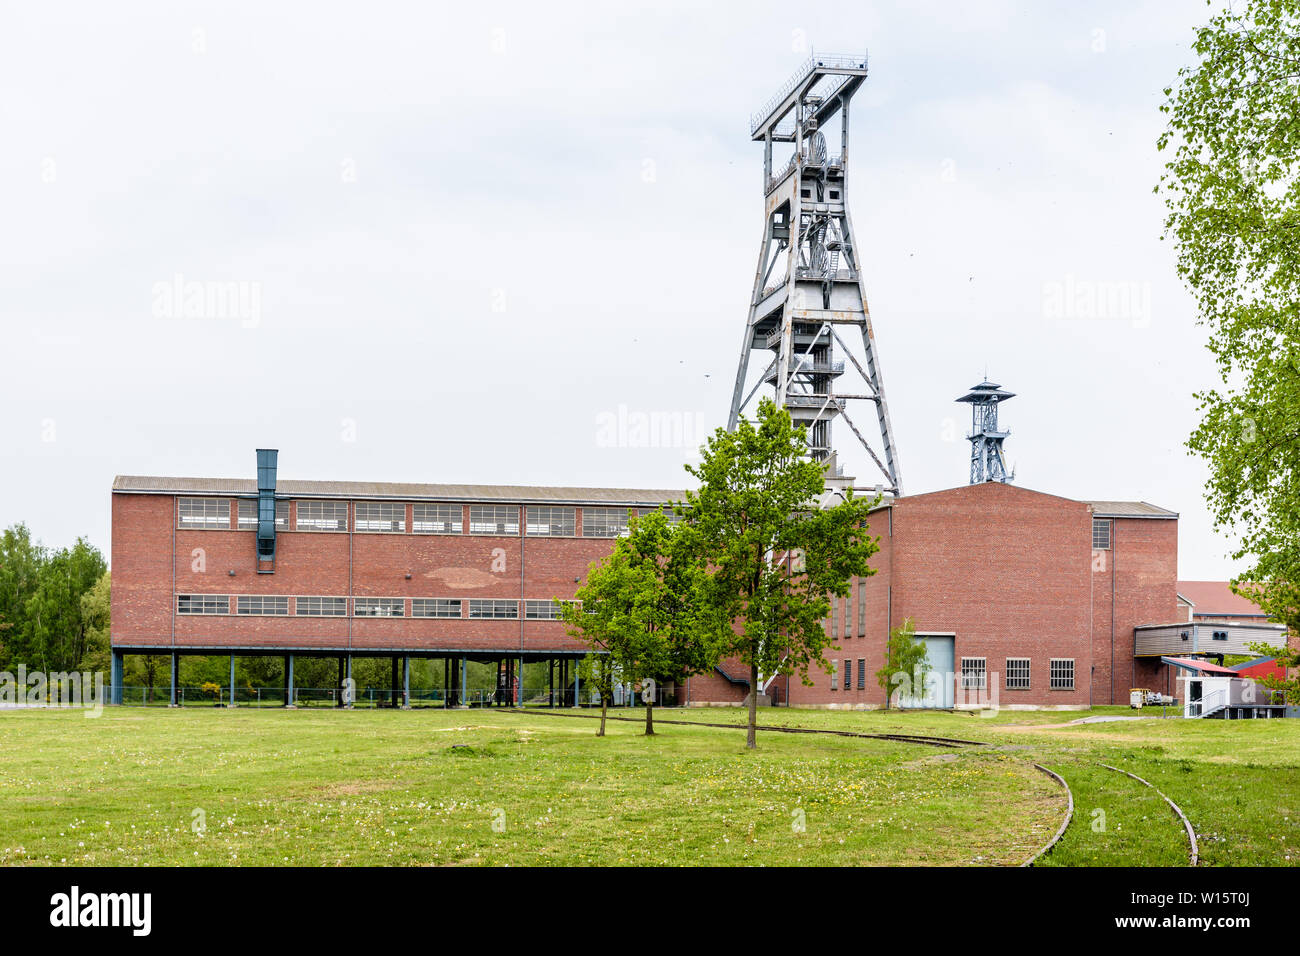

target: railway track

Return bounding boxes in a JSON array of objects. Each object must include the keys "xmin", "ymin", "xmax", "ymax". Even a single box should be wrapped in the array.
[{"xmin": 508, "ymin": 708, "xmax": 985, "ymax": 749}]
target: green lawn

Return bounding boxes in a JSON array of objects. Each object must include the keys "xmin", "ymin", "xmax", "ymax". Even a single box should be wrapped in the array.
[{"xmin": 0, "ymin": 705, "xmax": 1295, "ymax": 866}]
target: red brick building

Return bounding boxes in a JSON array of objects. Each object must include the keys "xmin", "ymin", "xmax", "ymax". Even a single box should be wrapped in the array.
[
  {"xmin": 110, "ymin": 457, "xmax": 1190, "ymax": 710},
  {"xmin": 109, "ymin": 465, "xmax": 682, "ymax": 705},
  {"xmin": 684, "ymin": 483, "xmax": 1181, "ymax": 710}
]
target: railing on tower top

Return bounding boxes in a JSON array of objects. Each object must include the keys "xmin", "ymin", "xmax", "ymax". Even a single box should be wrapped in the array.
[{"xmin": 749, "ymin": 51, "xmax": 870, "ymax": 136}]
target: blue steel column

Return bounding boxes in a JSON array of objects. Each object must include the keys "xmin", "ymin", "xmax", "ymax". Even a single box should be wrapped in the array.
[
  {"xmin": 229, "ymin": 655, "xmax": 235, "ymax": 708},
  {"xmin": 517, "ymin": 656, "xmax": 524, "ymax": 706},
  {"xmin": 575, "ymin": 666, "xmax": 581, "ymax": 708},
  {"xmin": 170, "ymin": 653, "xmax": 178, "ymax": 707},
  {"xmin": 110, "ymin": 649, "xmax": 123, "ymax": 706},
  {"xmin": 460, "ymin": 659, "xmax": 467, "ymax": 707},
  {"xmin": 402, "ymin": 656, "xmax": 410, "ymax": 709},
  {"xmin": 286, "ymin": 654, "xmax": 295, "ymax": 707},
  {"xmin": 346, "ymin": 654, "xmax": 353, "ymax": 708}
]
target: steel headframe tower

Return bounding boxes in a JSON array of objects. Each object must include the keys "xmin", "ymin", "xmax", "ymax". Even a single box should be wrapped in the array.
[
  {"xmin": 956, "ymin": 380, "xmax": 1015, "ymax": 484},
  {"xmin": 727, "ymin": 51, "xmax": 903, "ymax": 496}
]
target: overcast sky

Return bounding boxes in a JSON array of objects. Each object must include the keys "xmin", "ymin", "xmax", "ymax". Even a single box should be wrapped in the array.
[{"xmin": 0, "ymin": 0, "xmax": 1245, "ymax": 579}]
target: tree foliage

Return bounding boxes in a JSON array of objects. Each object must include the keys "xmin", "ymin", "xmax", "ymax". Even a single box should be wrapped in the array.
[
  {"xmin": 1161, "ymin": 3, "xmax": 1300, "ymax": 632},
  {"xmin": 685, "ymin": 398, "xmax": 880, "ymax": 748},
  {"xmin": 560, "ymin": 508, "xmax": 726, "ymax": 735},
  {"xmin": 0, "ymin": 524, "xmax": 107, "ymax": 673}
]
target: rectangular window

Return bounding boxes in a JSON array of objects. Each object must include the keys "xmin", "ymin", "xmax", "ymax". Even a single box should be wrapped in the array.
[
  {"xmin": 843, "ymin": 595, "xmax": 851, "ymax": 640},
  {"xmin": 176, "ymin": 594, "xmax": 229, "ymax": 615},
  {"xmin": 1092, "ymin": 518, "xmax": 1112, "ymax": 550},
  {"xmin": 581, "ymin": 507, "xmax": 632, "ymax": 538},
  {"xmin": 1050, "ymin": 658, "xmax": 1075, "ymax": 690},
  {"xmin": 469, "ymin": 505, "xmax": 519, "ymax": 535},
  {"xmin": 832, "ymin": 599, "xmax": 840, "ymax": 640},
  {"xmin": 961, "ymin": 657, "xmax": 987, "ymax": 690},
  {"xmin": 526, "ymin": 506, "xmax": 576, "ymax": 537},
  {"xmin": 857, "ymin": 580, "xmax": 866, "ymax": 635},
  {"xmin": 524, "ymin": 599, "xmax": 575, "ymax": 620},
  {"xmin": 237, "ymin": 499, "xmax": 289, "ymax": 530},
  {"xmin": 412, "ymin": 503, "xmax": 462, "ymax": 534},
  {"xmin": 295, "ymin": 500, "xmax": 348, "ymax": 532},
  {"xmin": 177, "ymin": 497, "xmax": 230, "ymax": 530},
  {"xmin": 353, "ymin": 597, "xmax": 405, "ymax": 618},
  {"xmin": 469, "ymin": 599, "xmax": 519, "ymax": 619},
  {"xmin": 856, "ymin": 658, "xmax": 866, "ymax": 690},
  {"xmin": 843, "ymin": 658, "xmax": 852, "ymax": 690},
  {"xmin": 412, "ymin": 598, "xmax": 462, "ymax": 619},
  {"xmin": 355, "ymin": 501, "xmax": 406, "ymax": 533},
  {"xmin": 1006, "ymin": 657, "xmax": 1031, "ymax": 690},
  {"xmin": 830, "ymin": 660, "xmax": 838, "ymax": 690},
  {"xmin": 296, "ymin": 596, "xmax": 346, "ymax": 617},
  {"xmin": 236, "ymin": 595, "xmax": 289, "ymax": 616}
]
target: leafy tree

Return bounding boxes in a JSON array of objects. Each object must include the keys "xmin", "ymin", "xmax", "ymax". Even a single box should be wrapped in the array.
[
  {"xmin": 20, "ymin": 538, "xmax": 106, "ymax": 672},
  {"xmin": 1159, "ymin": 1, "xmax": 1300, "ymax": 673},
  {"xmin": 875, "ymin": 618, "xmax": 930, "ymax": 710},
  {"xmin": 79, "ymin": 572, "xmax": 111, "ymax": 675},
  {"xmin": 0, "ymin": 524, "xmax": 44, "ymax": 669},
  {"xmin": 561, "ymin": 509, "xmax": 726, "ymax": 735},
  {"xmin": 685, "ymin": 398, "xmax": 880, "ymax": 748}
]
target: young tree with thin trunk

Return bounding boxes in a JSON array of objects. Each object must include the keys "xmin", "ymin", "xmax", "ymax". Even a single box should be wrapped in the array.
[
  {"xmin": 685, "ymin": 399, "xmax": 880, "ymax": 749},
  {"xmin": 560, "ymin": 508, "xmax": 724, "ymax": 736},
  {"xmin": 875, "ymin": 618, "xmax": 929, "ymax": 710}
]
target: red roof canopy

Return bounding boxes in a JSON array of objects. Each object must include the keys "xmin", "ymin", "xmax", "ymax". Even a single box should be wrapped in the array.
[{"xmin": 1162, "ymin": 656, "xmax": 1240, "ymax": 676}]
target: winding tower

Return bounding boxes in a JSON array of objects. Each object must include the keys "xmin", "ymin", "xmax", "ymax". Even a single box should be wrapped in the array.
[{"xmin": 727, "ymin": 51, "xmax": 903, "ymax": 495}]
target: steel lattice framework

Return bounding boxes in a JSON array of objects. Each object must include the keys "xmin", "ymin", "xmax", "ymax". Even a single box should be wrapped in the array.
[
  {"xmin": 956, "ymin": 380, "xmax": 1015, "ymax": 484},
  {"xmin": 727, "ymin": 51, "xmax": 903, "ymax": 495}
]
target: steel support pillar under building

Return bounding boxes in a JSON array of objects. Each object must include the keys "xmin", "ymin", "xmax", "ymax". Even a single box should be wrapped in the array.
[
  {"xmin": 728, "ymin": 51, "xmax": 902, "ymax": 496},
  {"xmin": 110, "ymin": 649, "xmax": 123, "ymax": 706}
]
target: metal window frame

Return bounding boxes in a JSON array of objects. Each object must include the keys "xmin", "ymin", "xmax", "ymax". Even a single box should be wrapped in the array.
[
  {"xmin": 295, "ymin": 595, "xmax": 347, "ymax": 617},
  {"xmin": 412, "ymin": 598, "xmax": 463, "ymax": 619},
  {"xmin": 469, "ymin": 505, "xmax": 520, "ymax": 536},
  {"xmin": 581, "ymin": 507, "xmax": 631, "ymax": 538},
  {"xmin": 842, "ymin": 657, "xmax": 852, "ymax": 690},
  {"xmin": 856, "ymin": 658, "xmax": 865, "ymax": 690},
  {"xmin": 177, "ymin": 497, "xmax": 231, "ymax": 531},
  {"xmin": 1049, "ymin": 657, "xmax": 1075, "ymax": 690},
  {"xmin": 1092, "ymin": 518, "xmax": 1112, "ymax": 550},
  {"xmin": 525, "ymin": 506, "xmax": 576, "ymax": 537},
  {"xmin": 412, "ymin": 503, "xmax": 463, "ymax": 535},
  {"xmin": 1005, "ymin": 657, "xmax": 1031, "ymax": 690},
  {"xmin": 468, "ymin": 599, "xmax": 520, "ymax": 620},
  {"xmin": 352, "ymin": 597, "xmax": 406, "ymax": 618},
  {"xmin": 354, "ymin": 500, "xmax": 407, "ymax": 533},
  {"xmin": 295, "ymin": 499, "xmax": 349, "ymax": 532},
  {"xmin": 176, "ymin": 593, "xmax": 230, "ymax": 615},
  {"xmin": 960, "ymin": 656, "xmax": 987, "ymax": 690},
  {"xmin": 236, "ymin": 595, "xmax": 290, "ymax": 616}
]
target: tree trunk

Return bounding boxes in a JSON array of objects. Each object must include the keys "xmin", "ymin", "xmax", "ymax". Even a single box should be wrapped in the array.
[
  {"xmin": 747, "ymin": 662, "xmax": 759, "ymax": 749},
  {"xmin": 645, "ymin": 699, "xmax": 655, "ymax": 735},
  {"xmin": 598, "ymin": 695, "xmax": 607, "ymax": 737}
]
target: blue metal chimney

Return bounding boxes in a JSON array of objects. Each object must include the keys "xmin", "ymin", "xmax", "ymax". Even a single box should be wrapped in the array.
[{"xmin": 256, "ymin": 449, "xmax": 278, "ymax": 572}]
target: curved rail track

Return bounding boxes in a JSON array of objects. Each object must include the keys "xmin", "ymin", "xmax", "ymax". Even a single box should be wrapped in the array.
[{"xmin": 510, "ymin": 708, "xmax": 986, "ymax": 749}]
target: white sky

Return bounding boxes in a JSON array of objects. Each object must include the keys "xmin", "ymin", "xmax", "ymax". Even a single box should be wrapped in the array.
[{"xmin": 0, "ymin": 0, "xmax": 1246, "ymax": 579}]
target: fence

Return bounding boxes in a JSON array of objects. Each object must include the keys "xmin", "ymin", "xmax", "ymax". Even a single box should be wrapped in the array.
[{"xmin": 114, "ymin": 684, "xmax": 676, "ymax": 709}]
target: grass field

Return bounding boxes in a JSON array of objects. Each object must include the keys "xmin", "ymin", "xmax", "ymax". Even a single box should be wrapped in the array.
[{"xmin": 0, "ymin": 705, "xmax": 1295, "ymax": 866}]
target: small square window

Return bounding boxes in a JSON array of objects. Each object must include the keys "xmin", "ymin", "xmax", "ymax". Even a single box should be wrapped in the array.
[
  {"xmin": 1050, "ymin": 658, "xmax": 1075, "ymax": 690},
  {"xmin": 1006, "ymin": 658, "xmax": 1030, "ymax": 690},
  {"xmin": 1092, "ymin": 518, "xmax": 1112, "ymax": 550}
]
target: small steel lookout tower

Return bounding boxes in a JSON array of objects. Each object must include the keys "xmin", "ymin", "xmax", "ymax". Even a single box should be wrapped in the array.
[{"xmin": 957, "ymin": 380, "xmax": 1014, "ymax": 484}]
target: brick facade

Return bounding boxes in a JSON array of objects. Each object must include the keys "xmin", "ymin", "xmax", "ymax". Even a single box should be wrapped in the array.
[{"xmin": 113, "ymin": 474, "xmax": 1183, "ymax": 709}]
